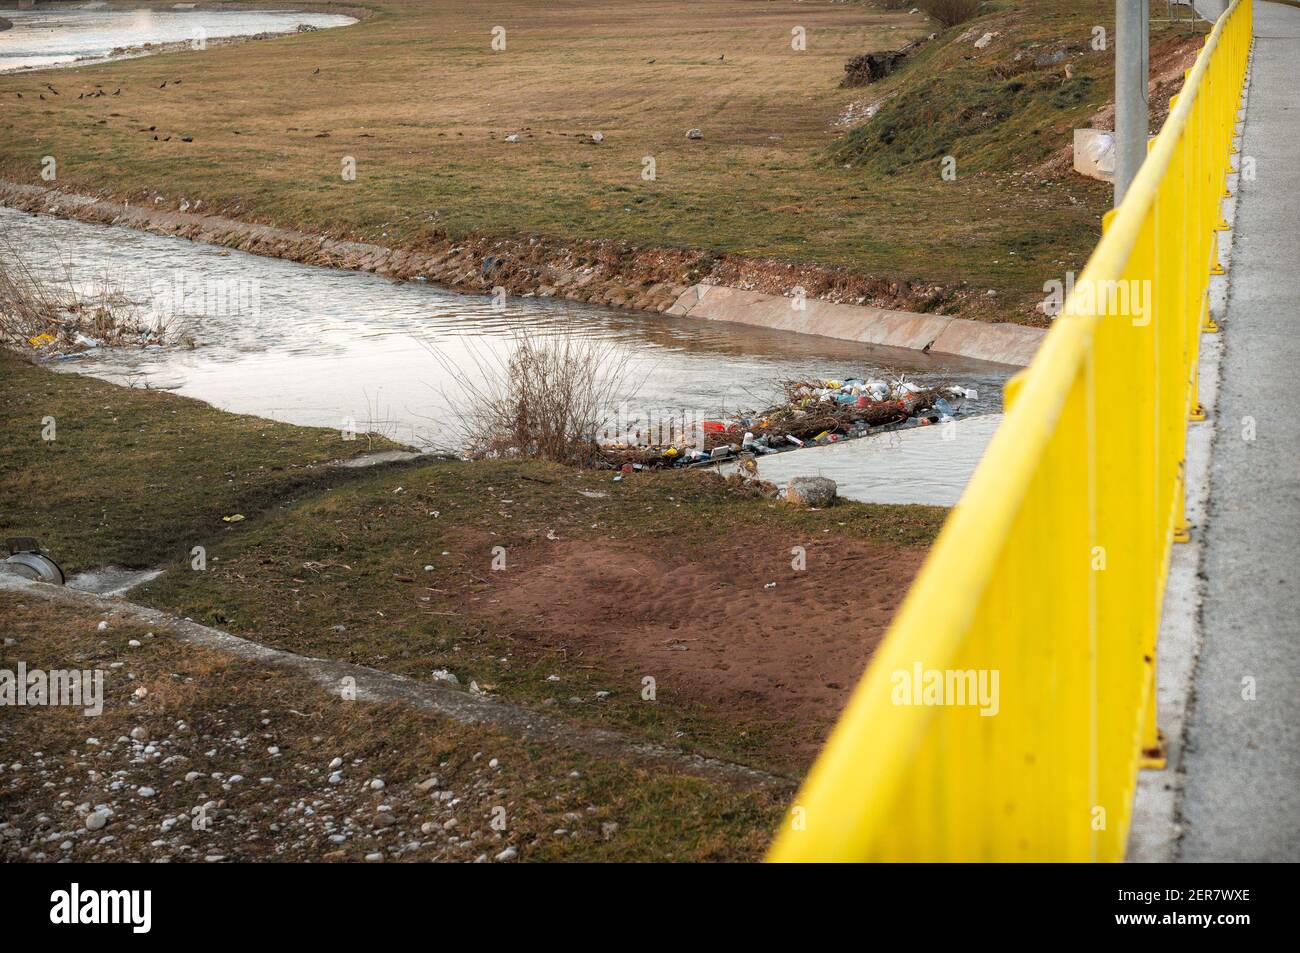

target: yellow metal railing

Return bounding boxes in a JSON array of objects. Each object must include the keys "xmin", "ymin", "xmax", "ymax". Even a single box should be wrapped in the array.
[{"xmin": 769, "ymin": 0, "xmax": 1252, "ymax": 862}]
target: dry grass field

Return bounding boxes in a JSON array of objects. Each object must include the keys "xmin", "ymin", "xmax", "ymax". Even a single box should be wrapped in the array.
[{"xmin": 0, "ymin": 0, "xmax": 1151, "ymax": 317}]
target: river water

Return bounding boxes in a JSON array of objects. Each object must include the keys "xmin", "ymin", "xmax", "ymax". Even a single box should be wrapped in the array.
[
  {"xmin": 0, "ymin": 7, "xmax": 1012, "ymax": 502},
  {"xmin": 2, "ymin": 206, "xmax": 1011, "ymax": 462},
  {"xmin": 0, "ymin": 6, "xmax": 355, "ymax": 73}
]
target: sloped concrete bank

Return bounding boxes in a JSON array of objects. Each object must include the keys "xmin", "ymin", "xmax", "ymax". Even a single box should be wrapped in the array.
[
  {"xmin": 669, "ymin": 285, "xmax": 1045, "ymax": 366},
  {"xmin": 0, "ymin": 180, "xmax": 1042, "ymax": 364}
]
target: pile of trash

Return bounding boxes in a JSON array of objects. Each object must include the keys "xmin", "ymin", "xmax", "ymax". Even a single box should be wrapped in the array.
[
  {"xmin": 1, "ymin": 249, "xmax": 176, "ymax": 358},
  {"xmin": 597, "ymin": 376, "xmax": 979, "ymax": 471}
]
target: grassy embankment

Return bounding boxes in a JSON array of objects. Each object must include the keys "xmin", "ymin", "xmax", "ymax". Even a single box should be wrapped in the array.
[
  {"xmin": 1, "ymin": 354, "xmax": 946, "ymax": 787},
  {"xmin": 0, "ymin": 353, "xmax": 796, "ymax": 860},
  {"xmin": 0, "ymin": 0, "xmax": 1175, "ymax": 320}
]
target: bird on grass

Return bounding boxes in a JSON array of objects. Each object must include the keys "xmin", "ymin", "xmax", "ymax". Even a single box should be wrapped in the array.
[{"xmin": 312, "ymin": 67, "xmax": 320, "ymax": 75}]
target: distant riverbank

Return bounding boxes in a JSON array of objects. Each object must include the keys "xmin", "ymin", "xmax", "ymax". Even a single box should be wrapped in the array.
[{"xmin": 0, "ymin": 6, "xmax": 355, "ymax": 72}]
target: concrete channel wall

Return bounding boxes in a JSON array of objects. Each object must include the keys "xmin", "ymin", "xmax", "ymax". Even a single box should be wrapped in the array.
[{"xmin": 667, "ymin": 284, "xmax": 1046, "ymax": 367}]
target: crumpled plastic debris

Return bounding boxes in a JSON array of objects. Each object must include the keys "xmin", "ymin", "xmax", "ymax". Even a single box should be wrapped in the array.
[{"xmin": 597, "ymin": 376, "xmax": 980, "ymax": 471}]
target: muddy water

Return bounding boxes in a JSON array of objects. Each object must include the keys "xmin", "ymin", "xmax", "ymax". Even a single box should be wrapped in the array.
[
  {"xmin": 0, "ymin": 7, "xmax": 355, "ymax": 73},
  {"xmin": 2, "ymin": 205, "xmax": 1012, "ymax": 497}
]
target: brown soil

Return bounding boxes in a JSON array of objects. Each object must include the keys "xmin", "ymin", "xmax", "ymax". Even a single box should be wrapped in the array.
[{"xmin": 482, "ymin": 535, "xmax": 928, "ymax": 764}]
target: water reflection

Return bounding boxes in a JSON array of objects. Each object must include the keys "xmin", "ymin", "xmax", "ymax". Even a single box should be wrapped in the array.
[
  {"xmin": 3, "ymin": 205, "xmax": 1013, "ymax": 452},
  {"xmin": 0, "ymin": 7, "xmax": 355, "ymax": 72}
]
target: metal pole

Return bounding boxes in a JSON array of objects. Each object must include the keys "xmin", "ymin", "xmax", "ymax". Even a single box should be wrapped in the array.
[
  {"xmin": 1142, "ymin": 0, "xmax": 1150, "ymax": 110},
  {"xmin": 1115, "ymin": 0, "xmax": 1150, "ymax": 206}
]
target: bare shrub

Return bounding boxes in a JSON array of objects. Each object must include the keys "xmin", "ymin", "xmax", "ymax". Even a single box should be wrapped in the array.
[
  {"xmin": 0, "ymin": 239, "xmax": 171, "ymax": 353},
  {"xmin": 922, "ymin": 0, "xmax": 980, "ymax": 28},
  {"xmin": 426, "ymin": 320, "xmax": 639, "ymax": 466}
]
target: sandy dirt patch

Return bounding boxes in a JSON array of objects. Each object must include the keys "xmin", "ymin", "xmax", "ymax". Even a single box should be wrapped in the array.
[{"xmin": 484, "ymin": 536, "xmax": 928, "ymax": 764}]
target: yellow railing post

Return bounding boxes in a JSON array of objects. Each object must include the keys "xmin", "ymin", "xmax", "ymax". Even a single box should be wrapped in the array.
[{"xmin": 767, "ymin": 0, "xmax": 1251, "ymax": 863}]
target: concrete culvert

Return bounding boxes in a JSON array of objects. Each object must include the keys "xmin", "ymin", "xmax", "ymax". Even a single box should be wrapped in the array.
[{"xmin": 2, "ymin": 537, "xmax": 66, "ymax": 585}]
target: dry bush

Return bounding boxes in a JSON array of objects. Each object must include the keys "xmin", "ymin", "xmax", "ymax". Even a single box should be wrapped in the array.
[
  {"xmin": 0, "ymin": 243, "xmax": 64, "ymax": 347},
  {"xmin": 0, "ymin": 239, "xmax": 168, "ymax": 352},
  {"xmin": 922, "ymin": 0, "xmax": 980, "ymax": 28},
  {"xmin": 426, "ymin": 320, "xmax": 639, "ymax": 466}
]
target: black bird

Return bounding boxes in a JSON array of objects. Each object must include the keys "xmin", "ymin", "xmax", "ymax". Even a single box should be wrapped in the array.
[
  {"xmin": 313, "ymin": 67, "xmax": 320, "ymax": 75},
  {"xmin": 39, "ymin": 93, "xmax": 45, "ymax": 100},
  {"xmin": 718, "ymin": 54, "xmax": 725, "ymax": 62},
  {"xmin": 113, "ymin": 88, "xmax": 121, "ymax": 96},
  {"xmin": 160, "ymin": 81, "xmax": 167, "ymax": 88},
  {"xmin": 16, "ymin": 92, "xmax": 22, "ymax": 99},
  {"xmin": 45, "ymin": 83, "xmax": 59, "ymax": 95}
]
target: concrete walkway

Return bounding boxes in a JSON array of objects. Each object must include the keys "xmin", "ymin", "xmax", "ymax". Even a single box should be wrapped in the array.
[{"xmin": 1178, "ymin": 0, "xmax": 1300, "ymax": 862}]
